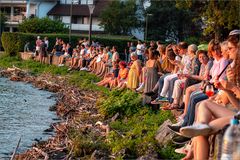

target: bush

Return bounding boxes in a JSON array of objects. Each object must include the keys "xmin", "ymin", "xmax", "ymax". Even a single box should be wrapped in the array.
[
  {"xmin": 97, "ymin": 89, "xmax": 142, "ymax": 118},
  {"xmin": 18, "ymin": 17, "xmax": 68, "ymax": 34},
  {"xmin": 1, "ymin": 32, "xmax": 136, "ymax": 53},
  {"xmin": 1, "ymin": 32, "xmax": 20, "ymax": 56}
]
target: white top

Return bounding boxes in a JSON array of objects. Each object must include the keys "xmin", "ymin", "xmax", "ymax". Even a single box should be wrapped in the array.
[{"xmin": 136, "ymin": 44, "xmax": 144, "ymax": 56}]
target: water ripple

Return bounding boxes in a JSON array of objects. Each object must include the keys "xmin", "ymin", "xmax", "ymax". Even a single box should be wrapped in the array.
[{"xmin": 0, "ymin": 78, "xmax": 57, "ymax": 159}]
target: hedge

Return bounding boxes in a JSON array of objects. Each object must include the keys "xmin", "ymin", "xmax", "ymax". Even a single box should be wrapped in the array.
[{"xmin": 1, "ymin": 32, "xmax": 137, "ymax": 56}]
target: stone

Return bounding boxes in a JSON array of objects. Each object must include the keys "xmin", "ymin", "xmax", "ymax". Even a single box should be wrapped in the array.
[{"xmin": 155, "ymin": 119, "xmax": 175, "ymax": 146}]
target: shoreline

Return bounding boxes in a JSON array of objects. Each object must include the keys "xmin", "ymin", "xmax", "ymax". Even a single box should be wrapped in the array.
[{"xmin": 0, "ymin": 67, "xmax": 106, "ymax": 159}]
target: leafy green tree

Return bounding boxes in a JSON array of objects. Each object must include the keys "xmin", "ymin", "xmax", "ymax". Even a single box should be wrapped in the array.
[
  {"xmin": 0, "ymin": 11, "xmax": 7, "ymax": 33},
  {"xmin": 145, "ymin": 0, "xmax": 201, "ymax": 42},
  {"xmin": 18, "ymin": 17, "xmax": 68, "ymax": 33},
  {"xmin": 176, "ymin": 0, "xmax": 240, "ymax": 41},
  {"xmin": 99, "ymin": 0, "xmax": 139, "ymax": 35}
]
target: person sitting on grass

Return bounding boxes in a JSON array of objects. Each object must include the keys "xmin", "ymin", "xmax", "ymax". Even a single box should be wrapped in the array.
[
  {"xmin": 96, "ymin": 61, "xmax": 120, "ymax": 88},
  {"xmin": 127, "ymin": 52, "xmax": 142, "ymax": 90},
  {"xmin": 58, "ymin": 43, "xmax": 72, "ymax": 67},
  {"xmin": 115, "ymin": 61, "xmax": 129, "ymax": 90}
]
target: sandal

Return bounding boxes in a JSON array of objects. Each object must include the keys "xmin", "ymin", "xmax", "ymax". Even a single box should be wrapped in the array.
[
  {"xmin": 162, "ymin": 103, "xmax": 180, "ymax": 110},
  {"xmin": 151, "ymin": 97, "xmax": 162, "ymax": 104}
]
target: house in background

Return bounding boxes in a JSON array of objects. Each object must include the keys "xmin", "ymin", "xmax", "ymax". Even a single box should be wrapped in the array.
[
  {"xmin": 0, "ymin": 0, "xmax": 57, "ymax": 32},
  {"xmin": 0, "ymin": 0, "xmax": 107, "ymax": 33},
  {"xmin": 0, "ymin": 0, "xmax": 27, "ymax": 32},
  {"xmin": 47, "ymin": 0, "xmax": 108, "ymax": 33}
]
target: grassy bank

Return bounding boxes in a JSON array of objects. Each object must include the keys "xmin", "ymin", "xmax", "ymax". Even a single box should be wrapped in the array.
[{"xmin": 0, "ymin": 55, "xmax": 183, "ymax": 159}]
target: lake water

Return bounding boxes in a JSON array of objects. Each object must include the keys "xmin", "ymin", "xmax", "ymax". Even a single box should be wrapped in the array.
[{"xmin": 0, "ymin": 77, "xmax": 57, "ymax": 159}]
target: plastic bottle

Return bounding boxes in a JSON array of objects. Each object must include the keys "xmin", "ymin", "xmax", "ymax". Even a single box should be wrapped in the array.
[
  {"xmin": 221, "ymin": 117, "xmax": 239, "ymax": 160},
  {"xmin": 233, "ymin": 114, "xmax": 240, "ymax": 160}
]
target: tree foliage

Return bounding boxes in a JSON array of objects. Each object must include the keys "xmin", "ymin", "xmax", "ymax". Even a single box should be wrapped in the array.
[
  {"xmin": 0, "ymin": 11, "xmax": 7, "ymax": 33},
  {"xmin": 145, "ymin": 0, "xmax": 201, "ymax": 42},
  {"xmin": 99, "ymin": 0, "xmax": 139, "ymax": 35},
  {"xmin": 18, "ymin": 17, "xmax": 68, "ymax": 34},
  {"xmin": 176, "ymin": 0, "xmax": 240, "ymax": 40}
]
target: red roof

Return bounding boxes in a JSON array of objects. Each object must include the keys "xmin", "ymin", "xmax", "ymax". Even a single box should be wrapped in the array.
[{"xmin": 47, "ymin": 1, "xmax": 110, "ymax": 17}]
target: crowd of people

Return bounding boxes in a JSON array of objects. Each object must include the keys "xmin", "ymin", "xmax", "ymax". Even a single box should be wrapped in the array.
[{"xmin": 33, "ymin": 30, "xmax": 240, "ymax": 159}]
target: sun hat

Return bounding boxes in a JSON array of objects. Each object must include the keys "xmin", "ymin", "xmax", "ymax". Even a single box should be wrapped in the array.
[{"xmin": 229, "ymin": 29, "xmax": 240, "ymax": 36}]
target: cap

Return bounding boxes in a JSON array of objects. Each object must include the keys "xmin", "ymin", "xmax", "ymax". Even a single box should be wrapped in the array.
[
  {"xmin": 229, "ymin": 29, "xmax": 240, "ymax": 36},
  {"xmin": 37, "ymin": 36, "xmax": 40, "ymax": 39}
]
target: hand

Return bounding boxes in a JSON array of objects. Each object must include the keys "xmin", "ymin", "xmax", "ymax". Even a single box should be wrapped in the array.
[
  {"xmin": 158, "ymin": 72, "xmax": 164, "ymax": 76},
  {"xmin": 214, "ymin": 80, "xmax": 222, "ymax": 89},
  {"xmin": 174, "ymin": 60, "xmax": 180, "ymax": 66},
  {"xmin": 226, "ymin": 68, "xmax": 235, "ymax": 81},
  {"xmin": 183, "ymin": 74, "xmax": 190, "ymax": 78},
  {"xmin": 232, "ymin": 86, "xmax": 240, "ymax": 99}
]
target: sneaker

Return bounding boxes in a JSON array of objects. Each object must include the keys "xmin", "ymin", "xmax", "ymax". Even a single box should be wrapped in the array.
[
  {"xmin": 175, "ymin": 143, "xmax": 191, "ymax": 154},
  {"xmin": 167, "ymin": 125, "xmax": 181, "ymax": 135},
  {"xmin": 180, "ymin": 123, "xmax": 212, "ymax": 138},
  {"xmin": 172, "ymin": 135, "xmax": 191, "ymax": 145},
  {"xmin": 172, "ymin": 118, "xmax": 184, "ymax": 127},
  {"xmin": 136, "ymin": 83, "xmax": 144, "ymax": 92},
  {"xmin": 80, "ymin": 67, "xmax": 88, "ymax": 71}
]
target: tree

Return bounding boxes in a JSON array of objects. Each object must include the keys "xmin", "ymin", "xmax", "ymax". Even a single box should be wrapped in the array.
[
  {"xmin": 0, "ymin": 11, "xmax": 7, "ymax": 33},
  {"xmin": 145, "ymin": 0, "xmax": 201, "ymax": 42},
  {"xmin": 176, "ymin": 0, "xmax": 240, "ymax": 41},
  {"xmin": 18, "ymin": 17, "xmax": 68, "ymax": 33},
  {"xmin": 99, "ymin": 0, "xmax": 139, "ymax": 35}
]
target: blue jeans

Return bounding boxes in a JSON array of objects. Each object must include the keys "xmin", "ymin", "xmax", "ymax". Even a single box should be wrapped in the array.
[
  {"xmin": 56, "ymin": 51, "xmax": 63, "ymax": 57},
  {"xmin": 182, "ymin": 91, "xmax": 208, "ymax": 127}
]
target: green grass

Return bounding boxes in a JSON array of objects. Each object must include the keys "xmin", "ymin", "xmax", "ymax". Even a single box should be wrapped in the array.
[{"xmin": 0, "ymin": 55, "xmax": 182, "ymax": 159}]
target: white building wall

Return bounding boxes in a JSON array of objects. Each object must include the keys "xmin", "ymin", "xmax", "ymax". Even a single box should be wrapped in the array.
[
  {"xmin": 62, "ymin": 16, "xmax": 70, "ymax": 24},
  {"xmin": 71, "ymin": 24, "xmax": 103, "ymax": 31}
]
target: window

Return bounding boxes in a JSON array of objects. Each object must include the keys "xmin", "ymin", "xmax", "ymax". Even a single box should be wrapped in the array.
[
  {"xmin": 72, "ymin": 16, "xmax": 84, "ymax": 24},
  {"xmin": 13, "ymin": 7, "xmax": 26, "ymax": 16},
  {"xmin": 53, "ymin": 16, "xmax": 62, "ymax": 21},
  {"xmin": 0, "ymin": 7, "xmax": 11, "ymax": 16}
]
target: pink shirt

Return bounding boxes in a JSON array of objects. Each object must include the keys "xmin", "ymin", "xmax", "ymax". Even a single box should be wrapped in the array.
[{"xmin": 210, "ymin": 57, "xmax": 228, "ymax": 83}]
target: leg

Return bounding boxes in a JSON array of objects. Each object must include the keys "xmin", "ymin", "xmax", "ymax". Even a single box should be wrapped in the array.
[
  {"xmin": 194, "ymin": 136, "xmax": 209, "ymax": 160},
  {"xmin": 183, "ymin": 85, "xmax": 198, "ymax": 117},
  {"xmin": 197, "ymin": 100, "xmax": 235, "ymax": 124},
  {"xmin": 160, "ymin": 74, "xmax": 177, "ymax": 97}
]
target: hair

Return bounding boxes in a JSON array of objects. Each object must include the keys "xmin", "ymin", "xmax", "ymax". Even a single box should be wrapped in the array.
[
  {"xmin": 220, "ymin": 41, "xmax": 228, "ymax": 51},
  {"xmin": 197, "ymin": 50, "xmax": 208, "ymax": 59},
  {"xmin": 119, "ymin": 61, "xmax": 127, "ymax": 68},
  {"xmin": 166, "ymin": 48, "xmax": 176, "ymax": 60},
  {"xmin": 208, "ymin": 39, "xmax": 221, "ymax": 57},
  {"xmin": 131, "ymin": 52, "xmax": 138, "ymax": 57},
  {"xmin": 148, "ymin": 48, "xmax": 159, "ymax": 59},
  {"xmin": 188, "ymin": 44, "xmax": 198, "ymax": 54},
  {"xmin": 229, "ymin": 42, "xmax": 240, "ymax": 87},
  {"xmin": 159, "ymin": 44, "xmax": 166, "ymax": 55},
  {"xmin": 227, "ymin": 34, "xmax": 240, "ymax": 47},
  {"xmin": 178, "ymin": 42, "xmax": 188, "ymax": 50}
]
